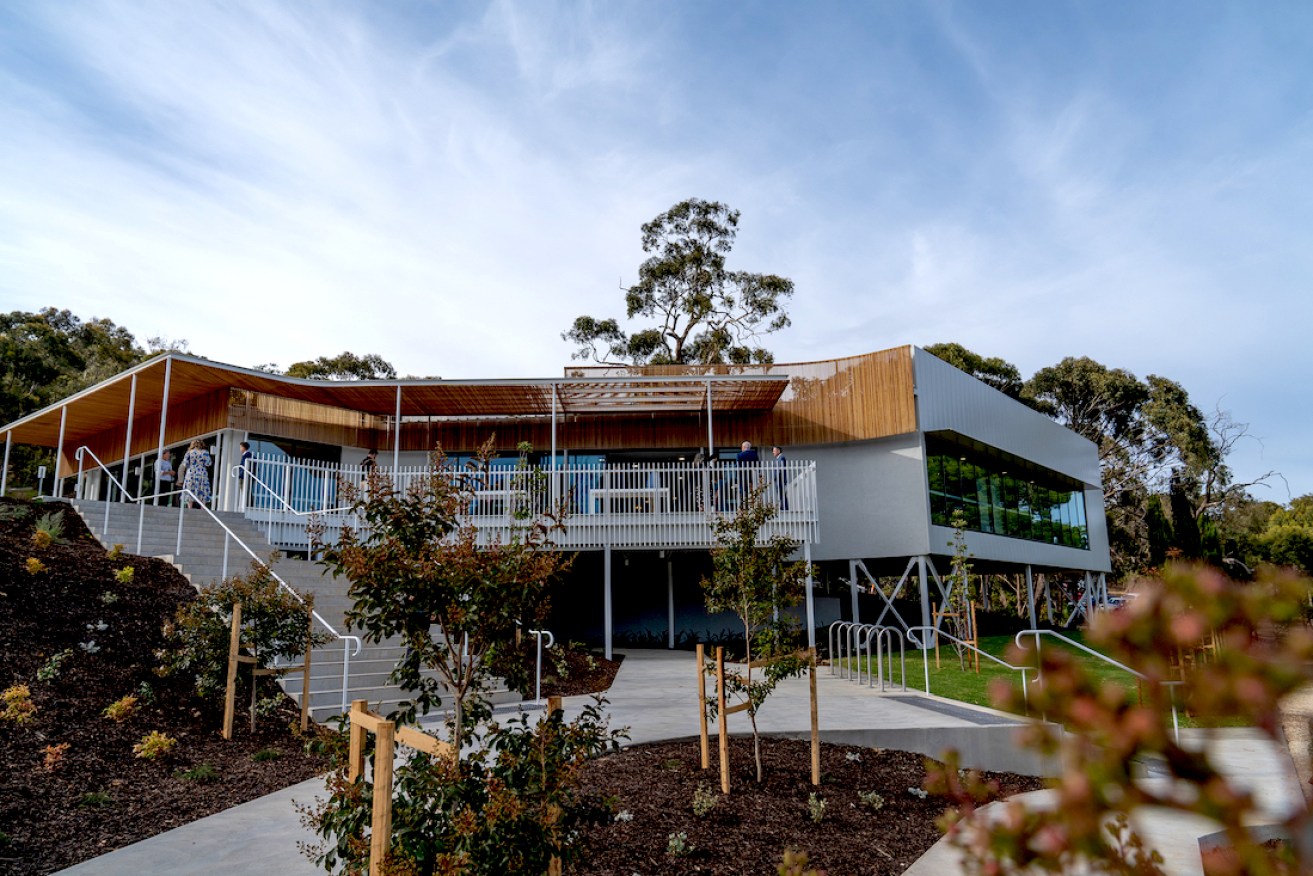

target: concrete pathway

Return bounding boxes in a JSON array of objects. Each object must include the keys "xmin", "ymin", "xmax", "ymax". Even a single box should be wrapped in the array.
[{"xmin": 55, "ymin": 650, "xmax": 1305, "ymax": 875}]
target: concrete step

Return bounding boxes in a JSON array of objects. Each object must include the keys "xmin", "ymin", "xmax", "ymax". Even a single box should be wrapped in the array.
[{"xmin": 70, "ymin": 499, "xmax": 525, "ymax": 723}]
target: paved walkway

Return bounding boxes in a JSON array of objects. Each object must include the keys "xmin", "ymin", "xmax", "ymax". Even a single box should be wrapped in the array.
[{"xmin": 56, "ymin": 650, "xmax": 1305, "ymax": 875}]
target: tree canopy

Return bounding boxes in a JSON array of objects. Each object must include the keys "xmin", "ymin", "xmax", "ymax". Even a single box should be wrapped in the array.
[
  {"xmin": 924, "ymin": 342, "xmax": 1280, "ymax": 576},
  {"xmin": 563, "ymin": 198, "xmax": 795, "ymax": 366},
  {"xmin": 1, "ymin": 308, "xmax": 147, "ymax": 425},
  {"xmin": 284, "ymin": 351, "xmax": 396, "ymax": 381},
  {"xmin": 923, "ymin": 342, "xmax": 1025, "ymax": 400}
]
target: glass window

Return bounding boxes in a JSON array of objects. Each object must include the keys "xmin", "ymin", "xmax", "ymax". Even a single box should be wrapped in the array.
[{"xmin": 924, "ymin": 435, "xmax": 1089, "ymax": 549}]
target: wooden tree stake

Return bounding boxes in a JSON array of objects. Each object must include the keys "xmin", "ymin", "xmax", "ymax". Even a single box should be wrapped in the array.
[
  {"xmin": 369, "ymin": 719, "xmax": 395, "ymax": 876},
  {"xmin": 348, "ymin": 699, "xmax": 368, "ymax": 782},
  {"xmin": 696, "ymin": 643, "xmax": 709, "ymax": 769},
  {"xmin": 221, "ymin": 602, "xmax": 243, "ymax": 740},
  {"xmin": 300, "ymin": 596, "xmax": 314, "ymax": 731},
  {"xmin": 809, "ymin": 648, "xmax": 820, "ymax": 786},
  {"xmin": 716, "ymin": 646, "xmax": 729, "ymax": 795}
]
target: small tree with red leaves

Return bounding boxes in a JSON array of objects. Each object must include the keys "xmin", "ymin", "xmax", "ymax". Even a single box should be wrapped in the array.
[{"xmin": 929, "ymin": 563, "xmax": 1313, "ymax": 876}]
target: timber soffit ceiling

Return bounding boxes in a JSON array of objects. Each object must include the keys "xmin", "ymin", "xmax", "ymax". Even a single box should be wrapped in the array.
[{"xmin": 2, "ymin": 355, "xmax": 790, "ymax": 448}]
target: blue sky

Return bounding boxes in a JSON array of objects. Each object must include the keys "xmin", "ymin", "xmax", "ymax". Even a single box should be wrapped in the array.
[{"xmin": 1, "ymin": 1, "xmax": 1310, "ymax": 501}]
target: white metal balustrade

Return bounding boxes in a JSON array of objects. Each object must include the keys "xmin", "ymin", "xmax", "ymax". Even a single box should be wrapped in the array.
[{"xmin": 236, "ymin": 455, "xmax": 820, "ymax": 551}]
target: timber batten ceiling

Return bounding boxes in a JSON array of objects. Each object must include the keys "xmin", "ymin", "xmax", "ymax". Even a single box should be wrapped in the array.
[{"xmin": 1, "ymin": 354, "xmax": 795, "ymax": 448}]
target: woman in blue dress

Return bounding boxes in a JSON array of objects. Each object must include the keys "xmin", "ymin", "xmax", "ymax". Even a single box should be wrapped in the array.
[{"xmin": 178, "ymin": 439, "xmax": 212, "ymax": 508}]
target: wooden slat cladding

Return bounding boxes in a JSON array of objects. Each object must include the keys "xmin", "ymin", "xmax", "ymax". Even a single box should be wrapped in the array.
[
  {"xmin": 228, "ymin": 391, "xmax": 387, "ymax": 448},
  {"xmin": 60, "ymin": 389, "xmax": 230, "ymax": 476},
  {"xmin": 39, "ymin": 348, "xmax": 917, "ymax": 469},
  {"xmin": 399, "ymin": 347, "xmax": 917, "ymax": 453}
]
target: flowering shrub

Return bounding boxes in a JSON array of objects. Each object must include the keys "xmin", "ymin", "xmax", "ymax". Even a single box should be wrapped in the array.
[
  {"xmin": 132, "ymin": 731, "xmax": 177, "ymax": 760},
  {"xmin": 159, "ymin": 561, "xmax": 325, "ymax": 702},
  {"xmin": 806, "ymin": 792, "xmax": 827, "ymax": 823},
  {"xmin": 102, "ymin": 694, "xmax": 138, "ymax": 723},
  {"xmin": 36, "ymin": 649, "xmax": 73, "ymax": 683},
  {"xmin": 692, "ymin": 784, "xmax": 719, "ymax": 817},
  {"xmin": 666, "ymin": 831, "xmax": 694, "ymax": 857},
  {"xmin": 930, "ymin": 563, "xmax": 1313, "ymax": 876},
  {"xmin": 42, "ymin": 742, "xmax": 70, "ymax": 771},
  {"xmin": 3, "ymin": 685, "xmax": 36, "ymax": 724}
]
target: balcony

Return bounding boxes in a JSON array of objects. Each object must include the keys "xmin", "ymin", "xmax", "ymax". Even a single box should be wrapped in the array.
[{"xmin": 238, "ymin": 457, "xmax": 819, "ymax": 551}]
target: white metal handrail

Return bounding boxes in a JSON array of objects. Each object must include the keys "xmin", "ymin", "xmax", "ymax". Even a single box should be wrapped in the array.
[
  {"xmin": 235, "ymin": 454, "xmax": 820, "ymax": 551},
  {"xmin": 74, "ymin": 447, "xmax": 363, "ymax": 714},
  {"xmin": 529, "ymin": 628, "xmax": 555, "ymax": 705},
  {"xmin": 1015, "ymin": 629, "xmax": 1181, "ymax": 742},
  {"xmin": 230, "ymin": 463, "xmax": 354, "ymax": 554},
  {"xmin": 907, "ymin": 626, "xmax": 1031, "ymax": 709}
]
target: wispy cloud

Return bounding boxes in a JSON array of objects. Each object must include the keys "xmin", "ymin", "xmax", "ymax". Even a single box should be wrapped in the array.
[{"xmin": 0, "ymin": 0, "xmax": 1309, "ymax": 495}]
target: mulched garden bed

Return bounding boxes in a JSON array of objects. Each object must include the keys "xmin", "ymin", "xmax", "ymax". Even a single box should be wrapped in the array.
[
  {"xmin": 0, "ymin": 499, "xmax": 328, "ymax": 875},
  {"xmin": 575, "ymin": 736, "xmax": 1043, "ymax": 875},
  {"xmin": 0, "ymin": 496, "xmax": 1042, "ymax": 875}
]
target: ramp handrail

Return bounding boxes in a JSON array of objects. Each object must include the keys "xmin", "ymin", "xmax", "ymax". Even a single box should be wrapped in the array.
[
  {"xmin": 1014, "ymin": 629, "xmax": 1180, "ymax": 742},
  {"xmin": 230, "ymin": 463, "xmax": 355, "ymax": 554},
  {"xmin": 907, "ymin": 626, "xmax": 1031, "ymax": 709},
  {"xmin": 529, "ymin": 628, "xmax": 555, "ymax": 705},
  {"xmin": 74, "ymin": 447, "xmax": 363, "ymax": 714}
]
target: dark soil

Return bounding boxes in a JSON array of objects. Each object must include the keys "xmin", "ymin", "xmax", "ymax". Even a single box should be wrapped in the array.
[
  {"xmin": 0, "ymin": 496, "xmax": 1040, "ymax": 876},
  {"xmin": 505, "ymin": 639, "xmax": 624, "ymax": 699},
  {"xmin": 575, "ymin": 737, "xmax": 1043, "ymax": 876},
  {"xmin": 0, "ymin": 499, "xmax": 328, "ymax": 875}
]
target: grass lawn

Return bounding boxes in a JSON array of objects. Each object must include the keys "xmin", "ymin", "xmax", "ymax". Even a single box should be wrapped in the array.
[{"xmin": 842, "ymin": 630, "xmax": 1231, "ymax": 727}]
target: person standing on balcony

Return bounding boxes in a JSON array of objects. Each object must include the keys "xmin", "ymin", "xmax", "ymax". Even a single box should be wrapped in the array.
[
  {"xmin": 690, "ymin": 448, "xmax": 706, "ymax": 511},
  {"xmin": 771, "ymin": 445, "xmax": 789, "ymax": 510},
  {"xmin": 735, "ymin": 441, "xmax": 759, "ymax": 509},
  {"xmin": 237, "ymin": 441, "xmax": 253, "ymax": 510},
  {"xmin": 360, "ymin": 448, "xmax": 378, "ymax": 494},
  {"xmin": 178, "ymin": 439, "xmax": 212, "ymax": 509},
  {"xmin": 155, "ymin": 451, "xmax": 175, "ymax": 506}
]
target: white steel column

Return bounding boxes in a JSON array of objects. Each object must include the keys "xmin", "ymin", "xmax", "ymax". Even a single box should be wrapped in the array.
[
  {"xmin": 551, "ymin": 384, "xmax": 558, "ymax": 505},
  {"xmin": 917, "ymin": 555, "xmax": 932, "ymax": 634},
  {"xmin": 211, "ymin": 432, "xmax": 226, "ymax": 511},
  {"xmin": 1025, "ymin": 564, "xmax": 1037, "ymax": 628},
  {"xmin": 392, "ymin": 385, "xmax": 402, "ymax": 471},
  {"xmin": 705, "ymin": 380, "xmax": 714, "ymax": 456},
  {"xmin": 604, "ymin": 546, "xmax": 613, "ymax": 661},
  {"xmin": 122, "ymin": 374, "xmax": 138, "ymax": 502},
  {"xmin": 54, "ymin": 404, "xmax": 68, "ymax": 498},
  {"xmin": 153, "ymin": 357, "xmax": 173, "ymax": 505},
  {"xmin": 667, "ymin": 557, "xmax": 675, "ymax": 649},
  {"xmin": 804, "ymin": 542, "xmax": 815, "ymax": 649},
  {"xmin": 217, "ymin": 428, "xmax": 243, "ymax": 511},
  {"xmin": 1, "ymin": 430, "xmax": 10, "ymax": 497},
  {"xmin": 848, "ymin": 559, "xmax": 860, "ymax": 624}
]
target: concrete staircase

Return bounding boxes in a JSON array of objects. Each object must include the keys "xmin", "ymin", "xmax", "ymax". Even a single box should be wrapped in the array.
[{"xmin": 71, "ymin": 498, "xmax": 522, "ymax": 721}]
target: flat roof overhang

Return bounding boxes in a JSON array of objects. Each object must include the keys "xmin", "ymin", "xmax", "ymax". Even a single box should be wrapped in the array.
[{"xmin": 0, "ymin": 354, "xmax": 791, "ymax": 449}]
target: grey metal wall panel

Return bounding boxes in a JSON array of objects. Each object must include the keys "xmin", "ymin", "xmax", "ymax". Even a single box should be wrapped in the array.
[
  {"xmin": 913, "ymin": 349, "xmax": 1101, "ymax": 485},
  {"xmin": 805, "ymin": 437, "xmax": 932, "ymax": 561},
  {"xmin": 805, "ymin": 436, "xmax": 1111, "ymax": 571}
]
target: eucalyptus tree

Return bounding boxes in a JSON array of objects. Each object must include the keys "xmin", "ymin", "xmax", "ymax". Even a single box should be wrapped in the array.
[
  {"xmin": 564, "ymin": 198, "xmax": 794, "ymax": 366},
  {"xmin": 285, "ymin": 351, "xmax": 396, "ymax": 381},
  {"xmin": 701, "ymin": 484, "xmax": 811, "ymax": 783}
]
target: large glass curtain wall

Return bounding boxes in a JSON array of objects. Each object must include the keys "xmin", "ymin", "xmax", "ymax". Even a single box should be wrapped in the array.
[{"xmin": 926, "ymin": 436, "xmax": 1089, "ymax": 549}]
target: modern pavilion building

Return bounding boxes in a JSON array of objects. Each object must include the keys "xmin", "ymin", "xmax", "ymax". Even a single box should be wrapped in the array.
[{"xmin": 0, "ymin": 345, "xmax": 1112, "ymax": 656}]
